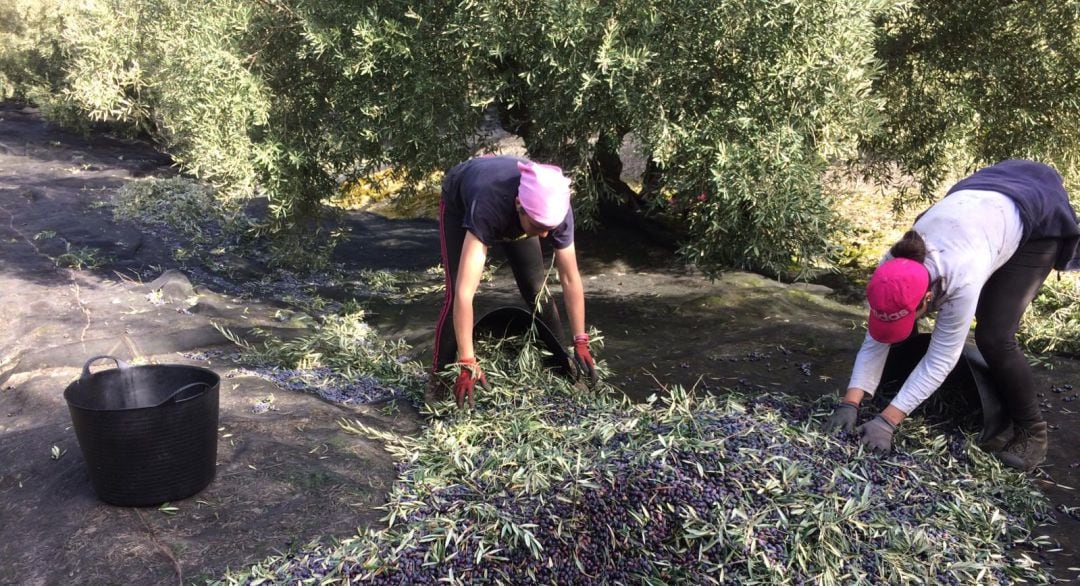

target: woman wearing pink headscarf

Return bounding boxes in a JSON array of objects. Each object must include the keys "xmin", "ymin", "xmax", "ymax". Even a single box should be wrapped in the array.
[{"xmin": 430, "ymin": 156, "xmax": 598, "ymax": 407}]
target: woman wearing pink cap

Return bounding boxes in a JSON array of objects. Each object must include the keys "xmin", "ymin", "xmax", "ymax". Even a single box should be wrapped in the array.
[
  {"xmin": 430, "ymin": 156, "xmax": 597, "ymax": 407},
  {"xmin": 826, "ymin": 160, "xmax": 1079, "ymax": 472}
]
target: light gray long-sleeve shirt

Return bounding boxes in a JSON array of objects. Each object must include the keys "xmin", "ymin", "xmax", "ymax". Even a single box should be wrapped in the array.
[{"xmin": 848, "ymin": 189, "xmax": 1023, "ymax": 414}]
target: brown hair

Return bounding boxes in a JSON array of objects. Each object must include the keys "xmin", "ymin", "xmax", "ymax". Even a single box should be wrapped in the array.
[{"xmin": 889, "ymin": 230, "xmax": 927, "ymax": 263}]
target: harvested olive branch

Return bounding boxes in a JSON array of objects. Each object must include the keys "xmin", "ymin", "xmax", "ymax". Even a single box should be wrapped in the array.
[
  {"xmin": 211, "ymin": 322, "xmax": 255, "ymax": 352},
  {"xmin": 71, "ymin": 281, "xmax": 91, "ymax": 344},
  {"xmin": 214, "ymin": 308, "xmax": 426, "ymax": 406},
  {"xmin": 220, "ymin": 328, "xmax": 1056, "ymax": 585}
]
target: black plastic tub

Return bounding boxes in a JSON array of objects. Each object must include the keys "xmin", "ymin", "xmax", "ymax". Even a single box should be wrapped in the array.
[
  {"xmin": 63, "ymin": 356, "xmax": 220, "ymax": 506},
  {"xmin": 475, "ymin": 306, "xmax": 574, "ymax": 378},
  {"xmin": 879, "ymin": 333, "xmax": 1007, "ymax": 443}
]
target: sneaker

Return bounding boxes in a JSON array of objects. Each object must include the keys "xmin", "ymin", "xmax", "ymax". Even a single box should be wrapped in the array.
[
  {"xmin": 994, "ymin": 421, "xmax": 1048, "ymax": 472},
  {"xmin": 977, "ymin": 423, "xmax": 1014, "ymax": 452}
]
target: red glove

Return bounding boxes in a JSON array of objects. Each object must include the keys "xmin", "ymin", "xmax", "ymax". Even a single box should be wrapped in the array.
[
  {"xmin": 573, "ymin": 334, "xmax": 598, "ymax": 386},
  {"xmin": 454, "ymin": 357, "xmax": 488, "ymax": 408}
]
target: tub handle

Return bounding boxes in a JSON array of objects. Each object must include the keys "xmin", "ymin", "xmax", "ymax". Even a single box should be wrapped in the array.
[
  {"xmin": 80, "ymin": 355, "xmax": 130, "ymax": 384},
  {"xmin": 165, "ymin": 382, "xmax": 212, "ymax": 406}
]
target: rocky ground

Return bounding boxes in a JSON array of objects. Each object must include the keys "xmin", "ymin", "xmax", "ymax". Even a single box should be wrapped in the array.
[{"xmin": 0, "ymin": 101, "xmax": 1076, "ymax": 584}]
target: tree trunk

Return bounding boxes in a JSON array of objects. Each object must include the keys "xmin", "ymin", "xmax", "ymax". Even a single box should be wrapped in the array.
[{"xmin": 589, "ymin": 131, "xmax": 680, "ymax": 250}]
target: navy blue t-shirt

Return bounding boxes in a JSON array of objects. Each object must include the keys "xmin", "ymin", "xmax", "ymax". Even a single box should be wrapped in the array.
[
  {"xmin": 946, "ymin": 159, "xmax": 1079, "ymax": 269},
  {"xmin": 442, "ymin": 156, "xmax": 574, "ymax": 249}
]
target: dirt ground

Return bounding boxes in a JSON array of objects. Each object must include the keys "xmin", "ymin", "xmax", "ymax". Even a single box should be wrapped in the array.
[{"xmin": 1, "ymin": 101, "xmax": 1078, "ymax": 584}]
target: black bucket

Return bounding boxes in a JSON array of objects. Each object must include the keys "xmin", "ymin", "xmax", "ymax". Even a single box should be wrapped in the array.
[
  {"xmin": 474, "ymin": 306, "xmax": 574, "ymax": 378},
  {"xmin": 878, "ymin": 333, "xmax": 1009, "ymax": 443},
  {"xmin": 63, "ymin": 356, "xmax": 220, "ymax": 506}
]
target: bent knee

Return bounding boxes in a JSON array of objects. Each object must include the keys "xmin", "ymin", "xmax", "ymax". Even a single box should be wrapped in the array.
[{"xmin": 974, "ymin": 329, "xmax": 1019, "ymax": 357}]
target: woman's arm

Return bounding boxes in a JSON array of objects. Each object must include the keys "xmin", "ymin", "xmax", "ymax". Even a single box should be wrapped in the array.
[
  {"xmin": 888, "ymin": 289, "xmax": 978, "ymax": 422},
  {"xmin": 453, "ymin": 231, "xmax": 488, "ymax": 360},
  {"xmin": 553, "ymin": 243, "xmax": 586, "ymax": 336},
  {"xmin": 847, "ymin": 332, "xmax": 891, "ymax": 401}
]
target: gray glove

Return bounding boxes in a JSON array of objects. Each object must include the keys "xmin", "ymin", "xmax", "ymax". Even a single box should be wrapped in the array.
[
  {"xmin": 825, "ymin": 401, "xmax": 859, "ymax": 433},
  {"xmin": 857, "ymin": 415, "xmax": 896, "ymax": 453}
]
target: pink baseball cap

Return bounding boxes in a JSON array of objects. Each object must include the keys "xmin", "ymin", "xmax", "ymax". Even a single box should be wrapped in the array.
[
  {"xmin": 517, "ymin": 161, "xmax": 571, "ymax": 227},
  {"xmin": 866, "ymin": 258, "xmax": 930, "ymax": 344}
]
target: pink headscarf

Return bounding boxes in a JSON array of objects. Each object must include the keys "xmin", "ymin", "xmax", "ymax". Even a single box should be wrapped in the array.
[{"xmin": 517, "ymin": 161, "xmax": 571, "ymax": 227}]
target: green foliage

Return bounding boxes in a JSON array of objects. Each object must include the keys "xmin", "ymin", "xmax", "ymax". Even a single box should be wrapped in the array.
[
  {"xmin": 867, "ymin": 0, "xmax": 1080, "ymax": 193},
  {"xmin": 316, "ymin": 0, "xmax": 891, "ymax": 275},
  {"xmin": 220, "ymin": 336, "xmax": 1052, "ymax": 584},
  {"xmin": 46, "ymin": 0, "xmax": 895, "ymax": 276},
  {"xmin": 112, "ymin": 177, "xmax": 246, "ymax": 243},
  {"xmin": 229, "ymin": 306, "xmax": 424, "ymax": 392},
  {"xmin": 241, "ymin": 3, "xmax": 363, "ymax": 227},
  {"xmin": 631, "ymin": 0, "xmax": 891, "ymax": 274},
  {"xmin": 0, "ymin": 0, "xmax": 67, "ymax": 102},
  {"xmin": 61, "ymin": 0, "xmax": 269, "ymax": 198},
  {"xmin": 1020, "ymin": 273, "xmax": 1080, "ymax": 357},
  {"xmin": 676, "ymin": 130, "xmax": 838, "ymax": 276},
  {"xmin": 54, "ymin": 242, "xmax": 111, "ymax": 270},
  {"xmin": 6, "ymin": 0, "xmax": 1079, "ymax": 279},
  {"xmin": 47, "ymin": 1, "xmax": 357, "ymax": 266}
]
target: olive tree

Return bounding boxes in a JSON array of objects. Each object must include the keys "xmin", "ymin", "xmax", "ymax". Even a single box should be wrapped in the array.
[
  {"xmin": 0, "ymin": 0, "xmax": 68, "ymax": 105},
  {"xmin": 14, "ymin": 0, "xmax": 1080, "ymax": 275},
  {"xmin": 59, "ymin": 0, "xmax": 355, "ymax": 265},
  {"xmin": 867, "ymin": 0, "xmax": 1080, "ymax": 193},
  {"xmin": 61, "ymin": 0, "xmax": 269, "ymax": 199},
  {"xmin": 4, "ymin": 0, "xmax": 895, "ymax": 275},
  {"xmin": 332, "ymin": 0, "xmax": 893, "ymax": 275}
]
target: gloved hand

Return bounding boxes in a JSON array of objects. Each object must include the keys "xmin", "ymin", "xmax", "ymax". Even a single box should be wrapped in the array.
[
  {"xmin": 573, "ymin": 334, "xmax": 598, "ymax": 386},
  {"xmin": 824, "ymin": 401, "xmax": 859, "ymax": 433},
  {"xmin": 454, "ymin": 357, "xmax": 489, "ymax": 408},
  {"xmin": 857, "ymin": 415, "xmax": 896, "ymax": 453}
]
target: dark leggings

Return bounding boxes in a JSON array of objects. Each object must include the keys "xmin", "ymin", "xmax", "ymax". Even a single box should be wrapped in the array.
[
  {"xmin": 974, "ymin": 238, "xmax": 1061, "ymax": 426},
  {"xmin": 431, "ymin": 199, "xmax": 564, "ymax": 374}
]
